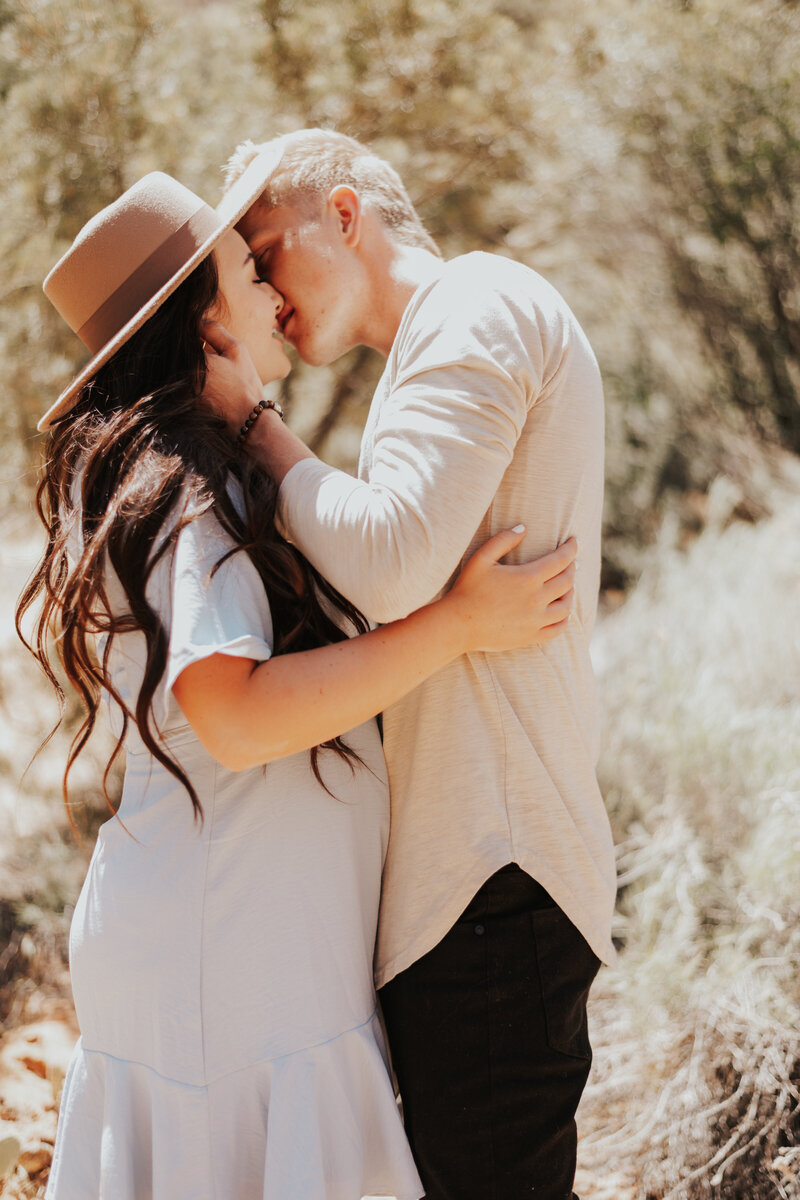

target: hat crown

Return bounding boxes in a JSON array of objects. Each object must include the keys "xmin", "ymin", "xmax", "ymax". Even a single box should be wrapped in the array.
[{"xmin": 43, "ymin": 173, "xmax": 220, "ymax": 351}]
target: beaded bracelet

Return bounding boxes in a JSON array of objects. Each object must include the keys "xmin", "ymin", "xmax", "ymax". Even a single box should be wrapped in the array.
[{"xmin": 238, "ymin": 398, "xmax": 284, "ymax": 444}]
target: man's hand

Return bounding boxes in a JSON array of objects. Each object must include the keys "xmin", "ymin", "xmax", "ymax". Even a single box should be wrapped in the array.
[{"xmin": 200, "ymin": 320, "xmax": 264, "ymax": 437}]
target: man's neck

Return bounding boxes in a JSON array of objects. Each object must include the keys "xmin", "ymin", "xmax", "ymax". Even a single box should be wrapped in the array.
[{"xmin": 362, "ymin": 243, "xmax": 445, "ymax": 358}]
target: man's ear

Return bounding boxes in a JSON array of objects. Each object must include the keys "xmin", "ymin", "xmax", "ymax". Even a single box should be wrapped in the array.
[{"xmin": 328, "ymin": 185, "xmax": 362, "ymax": 247}]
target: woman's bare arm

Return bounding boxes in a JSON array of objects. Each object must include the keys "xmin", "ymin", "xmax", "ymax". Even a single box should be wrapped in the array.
[{"xmin": 172, "ymin": 527, "xmax": 576, "ymax": 771}]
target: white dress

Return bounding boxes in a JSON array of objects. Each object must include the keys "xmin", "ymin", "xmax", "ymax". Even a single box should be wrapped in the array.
[{"xmin": 46, "ymin": 505, "xmax": 422, "ymax": 1200}]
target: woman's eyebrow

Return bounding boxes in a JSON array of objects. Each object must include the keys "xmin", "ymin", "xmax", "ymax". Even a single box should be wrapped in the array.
[{"xmin": 243, "ymin": 251, "xmax": 255, "ymax": 267}]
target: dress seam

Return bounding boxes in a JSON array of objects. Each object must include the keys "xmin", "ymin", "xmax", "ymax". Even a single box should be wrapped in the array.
[{"xmin": 79, "ymin": 1005, "xmax": 384, "ymax": 1088}]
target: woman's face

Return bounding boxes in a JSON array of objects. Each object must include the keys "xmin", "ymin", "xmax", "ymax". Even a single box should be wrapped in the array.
[{"xmin": 209, "ymin": 228, "xmax": 291, "ymax": 384}]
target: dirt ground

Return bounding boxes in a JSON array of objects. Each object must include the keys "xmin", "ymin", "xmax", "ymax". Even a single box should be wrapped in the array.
[{"xmin": 0, "ymin": 1010, "xmax": 77, "ymax": 1198}]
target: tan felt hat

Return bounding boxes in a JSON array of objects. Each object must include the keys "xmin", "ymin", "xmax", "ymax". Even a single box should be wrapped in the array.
[{"xmin": 38, "ymin": 145, "xmax": 284, "ymax": 432}]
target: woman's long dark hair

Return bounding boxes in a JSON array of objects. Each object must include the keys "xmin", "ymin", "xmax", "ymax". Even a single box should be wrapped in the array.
[{"xmin": 16, "ymin": 253, "xmax": 370, "ymax": 824}]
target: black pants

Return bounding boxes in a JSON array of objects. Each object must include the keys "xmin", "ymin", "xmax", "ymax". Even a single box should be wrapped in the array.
[{"xmin": 379, "ymin": 864, "xmax": 600, "ymax": 1200}]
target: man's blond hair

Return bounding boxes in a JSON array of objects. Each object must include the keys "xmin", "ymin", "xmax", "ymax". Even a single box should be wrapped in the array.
[{"xmin": 224, "ymin": 129, "xmax": 441, "ymax": 257}]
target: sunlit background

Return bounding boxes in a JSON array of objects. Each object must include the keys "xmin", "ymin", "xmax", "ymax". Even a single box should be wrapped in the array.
[{"xmin": 1, "ymin": 1, "xmax": 799, "ymax": 1196}]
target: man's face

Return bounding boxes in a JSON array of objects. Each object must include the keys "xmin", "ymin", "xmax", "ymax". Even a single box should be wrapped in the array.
[{"xmin": 237, "ymin": 200, "xmax": 360, "ymax": 367}]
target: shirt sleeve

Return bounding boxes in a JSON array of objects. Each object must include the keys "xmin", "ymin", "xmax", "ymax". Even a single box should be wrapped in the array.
[
  {"xmin": 146, "ymin": 509, "xmax": 274, "ymax": 701},
  {"xmin": 278, "ymin": 273, "xmax": 544, "ymax": 623}
]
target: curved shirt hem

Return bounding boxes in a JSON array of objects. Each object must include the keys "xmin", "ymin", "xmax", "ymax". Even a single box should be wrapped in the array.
[{"xmin": 374, "ymin": 856, "xmax": 616, "ymax": 990}]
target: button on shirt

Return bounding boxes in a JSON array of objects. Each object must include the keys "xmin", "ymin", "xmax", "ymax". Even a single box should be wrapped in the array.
[{"xmin": 277, "ymin": 252, "xmax": 617, "ymax": 986}]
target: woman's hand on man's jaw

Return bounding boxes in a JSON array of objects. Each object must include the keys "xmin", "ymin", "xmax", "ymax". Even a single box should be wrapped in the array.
[
  {"xmin": 200, "ymin": 318, "xmax": 316, "ymax": 484},
  {"xmin": 199, "ymin": 320, "xmax": 264, "ymax": 436}
]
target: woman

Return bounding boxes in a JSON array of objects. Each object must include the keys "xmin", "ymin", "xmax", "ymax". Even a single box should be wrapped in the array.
[{"xmin": 19, "ymin": 161, "xmax": 576, "ymax": 1200}]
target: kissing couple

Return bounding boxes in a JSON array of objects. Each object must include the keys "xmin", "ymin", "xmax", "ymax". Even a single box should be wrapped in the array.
[{"xmin": 22, "ymin": 128, "xmax": 616, "ymax": 1200}]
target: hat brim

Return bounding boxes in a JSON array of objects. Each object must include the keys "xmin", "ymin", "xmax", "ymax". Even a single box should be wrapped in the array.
[{"xmin": 38, "ymin": 145, "xmax": 284, "ymax": 432}]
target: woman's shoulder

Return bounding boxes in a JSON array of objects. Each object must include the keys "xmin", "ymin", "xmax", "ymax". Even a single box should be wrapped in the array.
[
  {"xmin": 158, "ymin": 476, "xmax": 245, "ymax": 563},
  {"xmin": 147, "ymin": 508, "xmax": 249, "ymax": 626}
]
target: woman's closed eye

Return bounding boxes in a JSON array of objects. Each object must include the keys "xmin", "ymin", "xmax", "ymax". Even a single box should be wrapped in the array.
[{"xmin": 254, "ymin": 250, "xmax": 272, "ymax": 280}]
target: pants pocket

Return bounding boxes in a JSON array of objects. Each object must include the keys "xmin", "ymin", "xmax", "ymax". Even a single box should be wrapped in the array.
[{"xmin": 530, "ymin": 904, "xmax": 600, "ymax": 1061}]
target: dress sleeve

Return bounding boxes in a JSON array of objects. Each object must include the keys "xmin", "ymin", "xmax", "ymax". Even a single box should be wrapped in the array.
[{"xmin": 146, "ymin": 508, "xmax": 274, "ymax": 702}]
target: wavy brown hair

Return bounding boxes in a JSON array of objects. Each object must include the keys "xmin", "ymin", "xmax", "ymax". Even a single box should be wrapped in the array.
[{"xmin": 16, "ymin": 253, "xmax": 370, "ymax": 824}]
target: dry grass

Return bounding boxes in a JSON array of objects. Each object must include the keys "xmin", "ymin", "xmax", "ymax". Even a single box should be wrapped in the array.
[{"xmin": 579, "ymin": 478, "xmax": 800, "ymax": 1198}]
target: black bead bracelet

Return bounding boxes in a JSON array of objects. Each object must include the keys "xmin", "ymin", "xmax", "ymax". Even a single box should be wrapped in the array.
[{"xmin": 238, "ymin": 398, "xmax": 284, "ymax": 444}]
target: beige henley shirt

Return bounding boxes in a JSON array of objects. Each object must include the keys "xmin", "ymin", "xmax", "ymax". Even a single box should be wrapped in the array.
[{"xmin": 278, "ymin": 251, "xmax": 617, "ymax": 986}]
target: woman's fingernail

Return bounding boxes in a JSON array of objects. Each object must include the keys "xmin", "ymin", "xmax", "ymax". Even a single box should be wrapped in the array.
[{"xmin": 512, "ymin": 524, "xmax": 525, "ymax": 533}]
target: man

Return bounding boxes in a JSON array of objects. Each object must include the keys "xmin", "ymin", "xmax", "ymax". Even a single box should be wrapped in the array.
[{"xmin": 206, "ymin": 128, "xmax": 616, "ymax": 1200}]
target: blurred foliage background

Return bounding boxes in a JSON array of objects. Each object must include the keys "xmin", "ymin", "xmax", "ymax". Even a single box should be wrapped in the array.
[{"xmin": 1, "ymin": 0, "xmax": 800, "ymax": 1196}]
